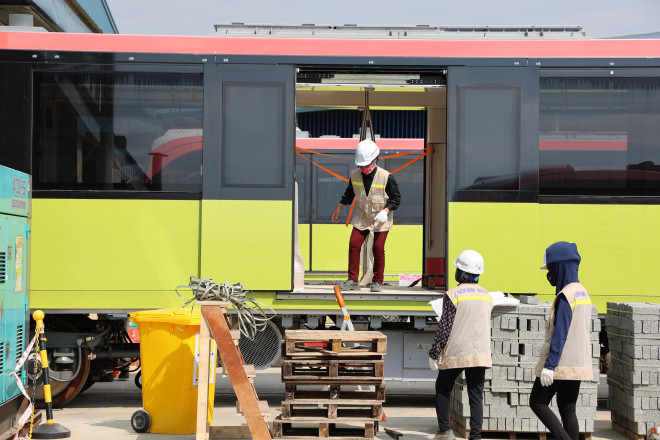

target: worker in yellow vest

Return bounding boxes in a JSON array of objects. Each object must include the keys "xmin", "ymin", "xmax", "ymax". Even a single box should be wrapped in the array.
[
  {"xmin": 428, "ymin": 250, "xmax": 493, "ymax": 440},
  {"xmin": 331, "ymin": 139, "xmax": 401, "ymax": 293},
  {"xmin": 531, "ymin": 241, "xmax": 593, "ymax": 440}
]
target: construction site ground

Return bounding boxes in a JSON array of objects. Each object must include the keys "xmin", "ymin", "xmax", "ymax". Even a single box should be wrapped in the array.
[{"xmin": 24, "ymin": 370, "xmax": 625, "ymax": 440}]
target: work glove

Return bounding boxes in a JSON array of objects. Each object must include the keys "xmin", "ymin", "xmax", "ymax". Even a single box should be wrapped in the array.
[
  {"xmin": 375, "ymin": 209, "xmax": 389, "ymax": 223},
  {"xmin": 540, "ymin": 367, "xmax": 554, "ymax": 387},
  {"xmin": 429, "ymin": 357, "xmax": 439, "ymax": 371}
]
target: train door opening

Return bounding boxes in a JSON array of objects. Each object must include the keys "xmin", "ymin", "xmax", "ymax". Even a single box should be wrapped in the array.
[{"xmin": 294, "ymin": 69, "xmax": 447, "ymax": 292}]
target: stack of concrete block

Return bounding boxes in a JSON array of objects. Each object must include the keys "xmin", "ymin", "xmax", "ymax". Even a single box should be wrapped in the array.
[
  {"xmin": 606, "ymin": 302, "xmax": 660, "ymax": 437},
  {"xmin": 450, "ymin": 298, "xmax": 600, "ymax": 436}
]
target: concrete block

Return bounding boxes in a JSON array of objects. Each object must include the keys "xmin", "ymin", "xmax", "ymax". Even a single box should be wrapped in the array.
[
  {"xmin": 508, "ymin": 392, "xmax": 518, "ymax": 406},
  {"xmin": 585, "ymin": 418, "xmax": 594, "ymax": 433},
  {"xmin": 521, "ymin": 418, "xmax": 530, "ymax": 432},
  {"xmin": 520, "ymin": 393, "xmax": 529, "ymax": 406},
  {"xmin": 519, "ymin": 295, "xmax": 539, "ymax": 305}
]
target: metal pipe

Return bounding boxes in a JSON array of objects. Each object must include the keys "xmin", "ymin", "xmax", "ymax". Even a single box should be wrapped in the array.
[{"xmin": 90, "ymin": 346, "xmax": 141, "ymax": 359}]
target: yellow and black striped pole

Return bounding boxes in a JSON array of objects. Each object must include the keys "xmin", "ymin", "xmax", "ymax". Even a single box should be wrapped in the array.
[{"xmin": 31, "ymin": 310, "xmax": 71, "ymax": 439}]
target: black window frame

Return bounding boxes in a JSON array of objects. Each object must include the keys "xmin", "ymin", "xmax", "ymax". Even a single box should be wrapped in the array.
[
  {"xmin": 539, "ymin": 69, "xmax": 660, "ymax": 202},
  {"xmin": 30, "ymin": 63, "xmax": 204, "ymax": 198}
]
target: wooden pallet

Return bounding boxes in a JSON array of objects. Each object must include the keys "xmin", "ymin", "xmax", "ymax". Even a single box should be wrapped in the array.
[
  {"xmin": 284, "ymin": 330, "xmax": 386, "ymax": 357},
  {"xmin": 451, "ymin": 419, "xmax": 592, "ymax": 440},
  {"xmin": 282, "ymin": 358, "xmax": 384, "ymax": 383},
  {"xmin": 285, "ymin": 383, "xmax": 385, "ymax": 402},
  {"xmin": 612, "ymin": 422, "xmax": 646, "ymax": 440},
  {"xmin": 281, "ymin": 402, "xmax": 382, "ymax": 421},
  {"xmin": 272, "ymin": 416, "xmax": 374, "ymax": 439}
]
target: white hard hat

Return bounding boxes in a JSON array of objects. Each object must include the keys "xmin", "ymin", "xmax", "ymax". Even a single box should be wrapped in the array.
[
  {"xmin": 452, "ymin": 250, "xmax": 484, "ymax": 275},
  {"xmin": 355, "ymin": 140, "xmax": 380, "ymax": 166}
]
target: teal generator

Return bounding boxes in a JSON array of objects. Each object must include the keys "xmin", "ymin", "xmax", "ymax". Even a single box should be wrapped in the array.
[{"xmin": 0, "ymin": 165, "xmax": 30, "ymax": 434}]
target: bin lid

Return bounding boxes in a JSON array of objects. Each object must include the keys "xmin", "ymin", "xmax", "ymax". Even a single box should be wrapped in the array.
[{"xmin": 129, "ymin": 308, "xmax": 201, "ymax": 326}]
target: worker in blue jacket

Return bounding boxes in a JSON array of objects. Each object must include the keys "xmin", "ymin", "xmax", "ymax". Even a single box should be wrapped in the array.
[{"xmin": 531, "ymin": 241, "xmax": 593, "ymax": 440}]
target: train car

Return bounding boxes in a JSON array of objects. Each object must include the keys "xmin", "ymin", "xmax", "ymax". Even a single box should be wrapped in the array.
[{"xmin": 1, "ymin": 24, "xmax": 660, "ymax": 405}]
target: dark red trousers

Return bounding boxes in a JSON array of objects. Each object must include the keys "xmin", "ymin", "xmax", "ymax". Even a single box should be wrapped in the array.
[{"xmin": 347, "ymin": 227, "xmax": 389, "ymax": 284}]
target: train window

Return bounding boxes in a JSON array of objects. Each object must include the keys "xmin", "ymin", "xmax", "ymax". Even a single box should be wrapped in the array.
[
  {"xmin": 32, "ymin": 71, "xmax": 203, "ymax": 193},
  {"xmin": 540, "ymin": 77, "xmax": 660, "ymax": 196},
  {"xmin": 312, "ymin": 160, "xmax": 352, "ymax": 223},
  {"xmin": 456, "ymin": 86, "xmax": 520, "ymax": 191},
  {"xmin": 381, "ymin": 158, "xmax": 424, "ymax": 223},
  {"xmin": 221, "ymin": 83, "xmax": 285, "ymax": 188},
  {"xmin": 303, "ymin": 153, "xmax": 424, "ymax": 224}
]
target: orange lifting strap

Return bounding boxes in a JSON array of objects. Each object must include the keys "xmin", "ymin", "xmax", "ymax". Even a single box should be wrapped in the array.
[
  {"xmin": 295, "ymin": 147, "xmax": 435, "ymax": 226},
  {"xmin": 296, "ymin": 87, "xmax": 434, "ymax": 226}
]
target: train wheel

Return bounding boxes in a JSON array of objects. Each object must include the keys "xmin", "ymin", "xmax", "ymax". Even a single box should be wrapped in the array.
[
  {"xmin": 131, "ymin": 409, "xmax": 151, "ymax": 433},
  {"xmin": 79, "ymin": 375, "xmax": 97, "ymax": 394},
  {"xmin": 29, "ymin": 316, "xmax": 91, "ymax": 408}
]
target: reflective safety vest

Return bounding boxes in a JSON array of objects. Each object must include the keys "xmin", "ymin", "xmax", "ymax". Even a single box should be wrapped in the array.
[
  {"xmin": 439, "ymin": 284, "xmax": 494, "ymax": 369},
  {"xmin": 535, "ymin": 283, "xmax": 594, "ymax": 381},
  {"xmin": 350, "ymin": 167, "xmax": 393, "ymax": 232}
]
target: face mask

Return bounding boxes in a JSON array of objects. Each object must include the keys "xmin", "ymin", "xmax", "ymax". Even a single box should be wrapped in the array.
[
  {"xmin": 546, "ymin": 271, "xmax": 556, "ymax": 287},
  {"xmin": 359, "ymin": 162, "xmax": 376, "ymax": 174}
]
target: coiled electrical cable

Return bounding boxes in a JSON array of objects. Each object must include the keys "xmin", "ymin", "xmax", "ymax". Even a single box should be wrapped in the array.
[{"xmin": 176, "ymin": 277, "xmax": 276, "ymax": 341}]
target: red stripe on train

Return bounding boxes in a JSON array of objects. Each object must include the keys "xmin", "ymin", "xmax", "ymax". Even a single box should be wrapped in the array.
[
  {"xmin": 539, "ymin": 140, "xmax": 627, "ymax": 151},
  {"xmin": 2, "ymin": 32, "xmax": 660, "ymax": 58},
  {"xmin": 296, "ymin": 138, "xmax": 424, "ymax": 150}
]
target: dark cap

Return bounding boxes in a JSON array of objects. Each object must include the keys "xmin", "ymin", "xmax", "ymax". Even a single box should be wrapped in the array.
[{"xmin": 540, "ymin": 241, "xmax": 580, "ymax": 269}]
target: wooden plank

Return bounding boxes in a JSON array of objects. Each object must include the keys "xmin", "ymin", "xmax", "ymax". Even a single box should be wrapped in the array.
[
  {"xmin": 612, "ymin": 422, "xmax": 645, "ymax": 440},
  {"xmin": 282, "ymin": 378, "xmax": 385, "ymax": 386},
  {"xmin": 285, "ymin": 384, "xmax": 296, "ymax": 400},
  {"xmin": 383, "ymin": 427, "xmax": 403, "ymax": 440},
  {"xmin": 195, "ymin": 313, "xmax": 212, "ymax": 440},
  {"xmin": 375, "ymin": 338, "xmax": 387, "ymax": 354},
  {"xmin": 364, "ymin": 422, "xmax": 375, "ymax": 438},
  {"xmin": 203, "ymin": 304, "xmax": 272, "ymax": 440},
  {"xmin": 236, "ymin": 399, "xmax": 271, "ymax": 418},
  {"xmin": 277, "ymin": 406, "xmax": 381, "ymax": 421},
  {"xmin": 220, "ymin": 364, "xmax": 255, "ymax": 378},
  {"xmin": 283, "ymin": 385, "xmax": 385, "ymax": 404},
  {"xmin": 318, "ymin": 423, "xmax": 329, "ymax": 438},
  {"xmin": 285, "ymin": 330, "xmax": 386, "ymax": 340},
  {"xmin": 209, "ymin": 425, "xmax": 252, "ymax": 439},
  {"xmin": 197, "ymin": 300, "xmax": 229, "ymax": 310},
  {"xmin": 287, "ymin": 397, "xmax": 384, "ymax": 405}
]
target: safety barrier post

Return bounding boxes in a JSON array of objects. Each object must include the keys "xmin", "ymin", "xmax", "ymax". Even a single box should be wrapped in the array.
[{"xmin": 30, "ymin": 310, "xmax": 71, "ymax": 439}]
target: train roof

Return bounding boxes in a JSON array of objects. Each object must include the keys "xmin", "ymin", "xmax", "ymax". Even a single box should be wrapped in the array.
[{"xmin": 212, "ymin": 23, "xmax": 589, "ymax": 40}]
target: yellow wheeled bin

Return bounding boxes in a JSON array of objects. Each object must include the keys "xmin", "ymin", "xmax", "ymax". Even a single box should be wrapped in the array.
[{"xmin": 129, "ymin": 308, "xmax": 216, "ymax": 434}]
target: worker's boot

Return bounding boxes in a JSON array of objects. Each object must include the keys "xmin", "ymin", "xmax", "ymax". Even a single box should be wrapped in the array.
[
  {"xmin": 338, "ymin": 279, "xmax": 360, "ymax": 290},
  {"xmin": 433, "ymin": 430, "xmax": 455, "ymax": 440},
  {"xmin": 370, "ymin": 281, "xmax": 383, "ymax": 292}
]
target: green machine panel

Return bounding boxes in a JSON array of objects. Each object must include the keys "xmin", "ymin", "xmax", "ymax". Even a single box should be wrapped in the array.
[{"xmin": 0, "ymin": 165, "xmax": 29, "ymax": 411}]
